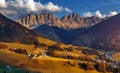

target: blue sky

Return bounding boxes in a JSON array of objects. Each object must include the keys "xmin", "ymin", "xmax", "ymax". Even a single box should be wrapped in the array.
[
  {"xmin": 0, "ymin": 0, "xmax": 120, "ymax": 19},
  {"xmin": 36, "ymin": 0, "xmax": 120, "ymax": 17}
]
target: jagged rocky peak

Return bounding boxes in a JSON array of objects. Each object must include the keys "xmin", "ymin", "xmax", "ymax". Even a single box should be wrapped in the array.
[
  {"xmin": 61, "ymin": 13, "xmax": 82, "ymax": 22},
  {"xmin": 18, "ymin": 13, "xmax": 61, "ymax": 28},
  {"xmin": 60, "ymin": 13, "xmax": 84, "ymax": 29},
  {"xmin": 17, "ymin": 13, "xmax": 105, "ymax": 29},
  {"xmin": 37, "ymin": 13, "xmax": 57, "ymax": 24},
  {"xmin": 18, "ymin": 13, "xmax": 37, "ymax": 28},
  {"xmin": 38, "ymin": 13, "xmax": 56, "ymax": 21},
  {"xmin": 29, "ymin": 13, "xmax": 37, "ymax": 25}
]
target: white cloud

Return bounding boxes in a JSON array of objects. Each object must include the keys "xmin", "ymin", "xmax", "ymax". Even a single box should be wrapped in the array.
[
  {"xmin": 0, "ymin": 0, "xmax": 6, "ymax": 7},
  {"xmin": 95, "ymin": 11, "xmax": 106, "ymax": 18},
  {"xmin": 83, "ymin": 12, "xmax": 93, "ymax": 17},
  {"xmin": 83, "ymin": 10, "xmax": 118, "ymax": 18},
  {"xmin": 16, "ymin": 0, "xmax": 24, "ymax": 7},
  {"xmin": 0, "ymin": 0, "xmax": 71, "ymax": 19},
  {"xmin": 109, "ymin": 11, "xmax": 118, "ymax": 16},
  {"xmin": 65, "ymin": 8, "xmax": 72, "ymax": 13},
  {"xmin": 39, "ymin": 2, "xmax": 63, "ymax": 12},
  {"xmin": 95, "ymin": 11, "xmax": 102, "ymax": 18},
  {"xmin": 25, "ymin": 0, "xmax": 36, "ymax": 11}
]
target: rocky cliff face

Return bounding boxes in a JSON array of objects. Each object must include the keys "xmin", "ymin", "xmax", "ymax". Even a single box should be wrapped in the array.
[
  {"xmin": 18, "ymin": 13, "xmax": 104, "ymax": 29},
  {"xmin": 60, "ymin": 13, "xmax": 84, "ymax": 29},
  {"xmin": 61, "ymin": 13, "xmax": 104, "ymax": 29},
  {"xmin": 18, "ymin": 13, "xmax": 63, "ymax": 28}
]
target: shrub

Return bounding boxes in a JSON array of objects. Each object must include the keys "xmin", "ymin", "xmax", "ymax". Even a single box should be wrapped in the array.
[
  {"xmin": 67, "ymin": 61, "xmax": 75, "ymax": 66},
  {"xmin": 78, "ymin": 63, "xmax": 87, "ymax": 70},
  {"xmin": 0, "ymin": 43, "xmax": 8, "ymax": 49},
  {"xmin": 9, "ymin": 48, "xmax": 28, "ymax": 55},
  {"xmin": 34, "ymin": 43, "xmax": 47, "ymax": 48},
  {"xmin": 48, "ymin": 44, "xmax": 63, "ymax": 51},
  {"xmin": 81, "ymin": 49, "xmax": 99, "ymax": 55},
  {"xmin": 65, "ymin": 46, "xmax": 74, "ymax": 52}
]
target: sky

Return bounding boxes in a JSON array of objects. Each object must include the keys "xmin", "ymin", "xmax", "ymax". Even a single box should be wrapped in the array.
[
  {"xmin": 0, "ymin": 0, "xmax": 120, "ymax": 19},
  {"xmin": 39, "ymin": 0, "xmax": 120, "ymax": 17}
]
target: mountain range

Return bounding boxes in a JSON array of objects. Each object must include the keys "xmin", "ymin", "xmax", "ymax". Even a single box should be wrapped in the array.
[
  {"xmin": 1, "ymin": 12, "xmax": 120, "ymax": 51},
  {"xmin": 17, "ymin": 13, "xmax": 108, "ymax": 46},
  {"xmin": 24, "ymin": 13, "xmax": 120, "ymax": 51},
  {"xmin": 18, "ymin": 13, "xmax": 106, "ymax": 29}
]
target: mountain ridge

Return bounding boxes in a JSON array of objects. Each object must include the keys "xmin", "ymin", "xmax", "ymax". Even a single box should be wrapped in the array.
[
  {"xmin": 72, "ymin": 14, "xmax": 120, "ymax": 51},
  {"xmin": 0, "ymin": 13, "xmax": 40, "ymax": 44},
  {"xmin": 18, "ymin": 13, "xmax": 106, "ymax": 30}
]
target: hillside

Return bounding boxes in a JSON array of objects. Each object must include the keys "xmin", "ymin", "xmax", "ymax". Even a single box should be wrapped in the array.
[
  {"xmin": 1, "ymin": 39, "xmax": 117, "ymax": 73},
  {"xmin": 0, "ymin": 32, "xmax": 118, "ymax": 73},
  {"xmin": 0, "ymin": 13, "xmax": 39, "ymax": 44},
  {"xmin": 0, "ymin": 49, "xmax": 99, "ymax": 73},
  {"xmin": 72, "ymin": 14, "xmax": 120, "ymax": 51},
  {"xmin": 33, "ymin": 25, "xmax": 86, "ymax": 44}
]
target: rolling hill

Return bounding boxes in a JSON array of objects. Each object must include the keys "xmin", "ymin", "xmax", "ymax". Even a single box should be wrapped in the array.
[{"xmin": 72, "ymin": 14, "xmax": 120, "ymax": 51}]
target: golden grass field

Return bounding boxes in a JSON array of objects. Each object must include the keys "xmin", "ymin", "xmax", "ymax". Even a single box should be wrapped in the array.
[
  {"xmin": 112, "ymin": 52, "xmax": 120, "ymax": 61},
  {"xmin": 37, "ymin": 37, "xmax": 57, "ymax": 46},
  {"xmin": 0, "ymin": 37, "xmax": 99, "ymax": 73},
  {"xmin": 0, "ymin": 49, "xmax": 98, "ymax": 73}
]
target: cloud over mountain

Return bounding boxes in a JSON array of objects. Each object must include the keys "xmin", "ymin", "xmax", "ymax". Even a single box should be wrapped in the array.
[
  {"xmin": 83, "ymin": 10, "xmax": 118, "ymax": 18},
  {"xmin": 0, "ymin": 0, "xmax": 71, "ymax": 19},
  {"xmin": 109, "ymin": 11, "xmax": 118, "ymax": 16}
]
